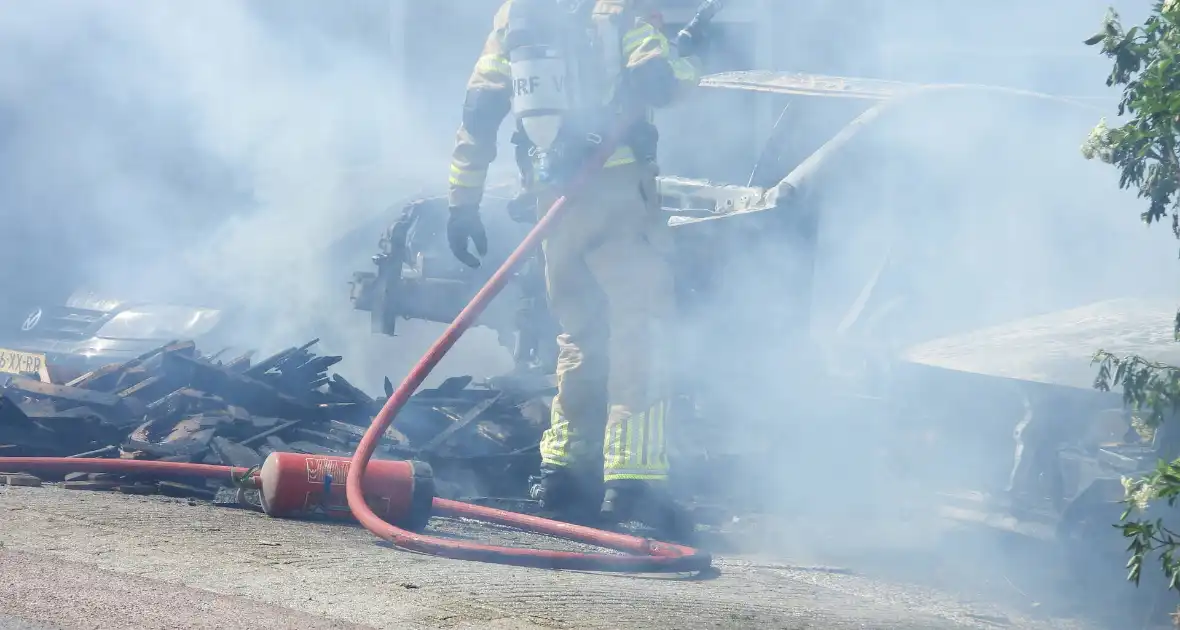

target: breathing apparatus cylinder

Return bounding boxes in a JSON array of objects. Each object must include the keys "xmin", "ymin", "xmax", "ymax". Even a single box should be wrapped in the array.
[
  {"xmin": 505, "ymin": 0, "xmax": 571, "ymax": 159},
  {"xmin": 508, "ymin": 44, "xmax": 568, "ymax": 154},
  {"xmin": 505, "ymin": 1, "xmax": 624, "ymax": 184}
]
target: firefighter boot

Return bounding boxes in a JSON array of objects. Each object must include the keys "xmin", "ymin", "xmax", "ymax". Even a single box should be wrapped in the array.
[
  {"xmin": 528, "ymin": 465, "xmax": 603, "ymax": 524},
  {"xmin": 600, "ymin": 480, "xmax": 696, "ymax": 544}
]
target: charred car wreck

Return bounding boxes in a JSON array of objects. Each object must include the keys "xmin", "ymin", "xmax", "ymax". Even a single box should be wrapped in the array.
[{"xmin": 0, "ymin": 292, "xmax": 235, "ymax": 385}]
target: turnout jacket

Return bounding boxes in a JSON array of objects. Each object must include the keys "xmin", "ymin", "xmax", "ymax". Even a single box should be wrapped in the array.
[{"xmin": 447, "ymin": 0, "xmax": 701, "ymax": 208}]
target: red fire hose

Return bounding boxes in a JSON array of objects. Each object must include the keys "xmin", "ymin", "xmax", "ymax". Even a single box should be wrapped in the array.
[
  {"xmin": 0, "ymin": 119, "xmax": 712, "ymax": 573},
  {"xmin": 343, "ymin": 117, "xmax": 711, "ymax": 572}
]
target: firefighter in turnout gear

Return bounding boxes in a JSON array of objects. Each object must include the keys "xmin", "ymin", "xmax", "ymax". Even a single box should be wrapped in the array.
[{"xmin": 445, "ymin": 0, "xmax": 702, "ymax": 532}]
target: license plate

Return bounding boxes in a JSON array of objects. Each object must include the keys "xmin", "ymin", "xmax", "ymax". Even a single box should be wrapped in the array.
[{"xmin": 0, "ymin": 347, "xmax": 50, "ymax": 382}]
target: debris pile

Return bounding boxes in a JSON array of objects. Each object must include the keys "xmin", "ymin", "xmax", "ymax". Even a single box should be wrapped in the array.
[{"xmin": 0, "ymin": 340, "xmax": 550, "ymax": 501}]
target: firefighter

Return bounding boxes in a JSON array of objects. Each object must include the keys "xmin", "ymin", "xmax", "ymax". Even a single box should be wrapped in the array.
[{"xmin": 445, "ymin": 0, "xmax": 703, "ymax": 530}]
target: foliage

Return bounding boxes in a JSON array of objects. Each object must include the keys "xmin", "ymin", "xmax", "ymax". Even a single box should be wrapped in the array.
[
  {"xmin": 1084, "ymin": 1, "xmax": 1180, "ymax": 607},
  {"xmin": 1092, "ymin": 353, "xmax": 1180, "ymax": 591},
  {"xmin": 1093, "ymin": 352, "xmax": 1180, "ymax": 431},
  {"xmin": 1083, "ymin": 2, "xmax": 1180, "ymax": 253}
]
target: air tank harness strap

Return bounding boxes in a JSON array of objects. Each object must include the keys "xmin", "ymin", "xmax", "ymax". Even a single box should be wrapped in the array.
[
  {"xmin": 511, "ymin": 129, "xmax": 534, "ymax": 186},
  {"xmin": 512, "ymin": 126, "xmax": 605, "ymax": 186},
  {"xmin": 512, "ymin": 120, "xmax": 656, "ymax": 187}
]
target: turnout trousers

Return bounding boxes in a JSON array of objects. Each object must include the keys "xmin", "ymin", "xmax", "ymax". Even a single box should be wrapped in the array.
[{"xmin": 535, "ymin": 161, "xmax": 676, "ymax": 483}]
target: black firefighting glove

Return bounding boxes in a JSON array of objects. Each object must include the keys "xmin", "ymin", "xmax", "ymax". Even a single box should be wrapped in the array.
[
  {"xmin": 506, "ymin": 191, "xmax": 538, "ymax": 224},
  {"xmin": 447, "ymin": 204, "xmax": 487, "ymax": 268}
]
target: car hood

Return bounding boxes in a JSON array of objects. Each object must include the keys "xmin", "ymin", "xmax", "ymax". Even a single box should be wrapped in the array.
[
  {"xmin": 900, "ymin": 298, "xmax": 1179, "ymax": 390},
  {"xmin": 4, "ymin": 291, "xmax": 225, "ymax": 363}
]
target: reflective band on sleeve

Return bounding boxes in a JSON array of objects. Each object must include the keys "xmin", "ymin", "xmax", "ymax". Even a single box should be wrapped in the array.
[
  {"xmin": 671, "ymin": 57, "xmax": 698, "ymax": 82},
  {"xmin": 474, "ymin": 53, "xmax": 511, "ymax": 77},
  {"xmin": 623, "ymin": 23, "xmax": 670, "ymax": 56},
  {"xmin": 449, "ymin": 163, "xmax": 486, "ymax": 188}
]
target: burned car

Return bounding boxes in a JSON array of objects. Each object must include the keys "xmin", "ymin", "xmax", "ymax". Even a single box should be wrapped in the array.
[{"xmin": 0, "ymin": 291, "xmax": 233, "ymax": 383}]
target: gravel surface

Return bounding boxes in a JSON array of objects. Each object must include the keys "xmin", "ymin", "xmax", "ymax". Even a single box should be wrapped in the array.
[
  {"xmin": 0, "ymin": 614, "xmax": 58, "ymax": 630},
  {"xmin": 0, "ymin": 551, "xmax": 365, "ymax": 630},
  {"xmin": 0, "ymin": 484, "xmax": 1106, "ymax": 629}
]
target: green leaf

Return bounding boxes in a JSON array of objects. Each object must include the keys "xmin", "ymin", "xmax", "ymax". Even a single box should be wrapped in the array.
[{"xmin": 1088, "ymin": 0, "xmax": 1180, "ymax": 598}]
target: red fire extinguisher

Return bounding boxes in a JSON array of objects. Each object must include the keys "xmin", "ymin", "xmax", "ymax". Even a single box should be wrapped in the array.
[{"xmin": 257, "ymin": 452, "xmax": 434, "ymax": 532}]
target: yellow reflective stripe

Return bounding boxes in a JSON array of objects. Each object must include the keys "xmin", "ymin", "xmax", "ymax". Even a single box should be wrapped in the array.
[
  {"xmin": 605, "ymin": 421, "xmax": 621, "ymax": 471},
  {"xmin": 518, "ymin": 148, "xmax": 636, "ymax": 179},
  {"xmin": 603, "ymin": 146, "xmax": 636, "ymax": 168},
  {"xmin": 603, "ymin": 400, "xmax": 670, "ymax": 480},
  {"xmin": 623, "ymin": 408, "xmax": 641, "ymax": 467},
  {"xmin": 604, "ymin": 156, "xmax": 636, "ymax": 168},
  {"xmin": 622, "ymin": 23, "xmax": 669, "ymax": 56},
  {"xmin": 540, "ymin": 402, "xmax": 572, "ymax": 467},
  {"xmin": 647, "ymin": 400, "xmax": 667, "ymax": 470},
  {"xmin": 449, "ymin": 163, "xmax": 486, "ymax": 188},
  {"xmin": 604, "ymin": 472, "xmax": 667, "ymax": 481},
  {"xmin": 475, "ymin": 53, "xmax": 510, "ymax": 77},
  {"xmin": 622, "ymin": 24, "xmax": 653, "ymax": 53},
  {"xmin": 671, "ymin": 57, "xmax": 698, "ymax": 82}
]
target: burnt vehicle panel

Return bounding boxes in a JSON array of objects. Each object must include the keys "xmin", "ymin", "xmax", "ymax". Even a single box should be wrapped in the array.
[{"xmin": 0, "ymin": 292, "xmax": 230, "ymax": 382}]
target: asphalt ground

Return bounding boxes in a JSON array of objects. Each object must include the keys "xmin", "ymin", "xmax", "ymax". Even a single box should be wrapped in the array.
[{"xmin": 0, "ymin": 484, "xmax": 1118, "ymax": 629}]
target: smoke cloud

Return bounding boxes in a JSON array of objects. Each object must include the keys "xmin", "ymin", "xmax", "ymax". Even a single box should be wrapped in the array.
[
  {"xmin": 0, "ymin": 0, "xmax": 513, "ymax": 391},
  {"xmin": 657, "ymin": 0, "xmax": 1176, "ymax": 623},
  {"xmin": 0, "ymin": 0, "xmax": 1172, "ymax": 624}
]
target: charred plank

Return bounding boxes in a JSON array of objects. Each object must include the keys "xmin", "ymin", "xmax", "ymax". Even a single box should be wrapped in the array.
[
  {"xmin": 419, "ymin": 393, "xmax": 503, "ymax": 455},
  {"xmin": 4, "ymin": 377, "xmax": 123, "ymax": 409},
  {"xmin": 0, "ymin": 395, "xmax": 32, "ymax": 426},
  {"xmin": 164, "ymin": 353, "xmax": 325, "ymax": 421},
  {"xmin": 209, "ymin": 436, "xmax": 263, "ymax": 469},
  {"xmin": 67, "ymin": 340, "xmax": 196, "ymax": 391},
  {"xmin": 239, "ymin": 419, "xmax": 302, "ymax": 447}
]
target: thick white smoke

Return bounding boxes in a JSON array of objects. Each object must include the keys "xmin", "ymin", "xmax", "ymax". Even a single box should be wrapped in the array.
[
  {"xmin": 0, "ymin": 0, "xmax": 513, "ymax": 391},
  {"xmin": 0, "ymin": 0, "xmax": 1173, "ymax": 621}
]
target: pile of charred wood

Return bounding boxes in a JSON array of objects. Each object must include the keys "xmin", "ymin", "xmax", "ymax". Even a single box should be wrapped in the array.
[{"xmin": 0, "ymin": 340, "xmax": 551, "ymax": 501}]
